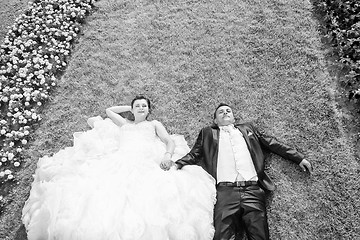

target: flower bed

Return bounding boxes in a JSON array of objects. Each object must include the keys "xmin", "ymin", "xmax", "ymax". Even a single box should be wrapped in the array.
[
  {"xmin": 315, "ymin": 0, "xmax": 360, "ymax": 97},
  {"xmin": 0, "ymin": 0, "xmax": 97, "ymax": 211}
]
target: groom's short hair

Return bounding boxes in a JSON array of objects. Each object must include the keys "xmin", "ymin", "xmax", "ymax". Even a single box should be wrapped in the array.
[{"xmin": 213, "ymin": 103, "xmax": 231, "ymax": 119}]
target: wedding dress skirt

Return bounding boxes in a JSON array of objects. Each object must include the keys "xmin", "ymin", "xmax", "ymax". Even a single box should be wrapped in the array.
[{"xmin": 22, "ymin": 118, "xmax": 216, "ymax": 240}]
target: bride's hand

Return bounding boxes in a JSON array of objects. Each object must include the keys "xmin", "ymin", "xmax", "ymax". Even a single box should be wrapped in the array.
[{"xmin": 160, "ymin": 160, "xmax": 175, "ymax": 171}]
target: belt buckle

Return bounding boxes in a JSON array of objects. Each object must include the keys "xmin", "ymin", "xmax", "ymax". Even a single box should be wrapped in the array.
[{"xmin": 235, "ymin": 181, "xmax": 245, "ymax": 187}]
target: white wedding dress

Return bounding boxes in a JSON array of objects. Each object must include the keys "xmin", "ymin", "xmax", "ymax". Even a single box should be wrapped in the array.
[{"xmin": 22, "ymin": 118, "xmax": 216, "ymax": 240}]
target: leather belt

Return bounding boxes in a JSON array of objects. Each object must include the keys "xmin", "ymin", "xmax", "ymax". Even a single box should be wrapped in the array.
[{"xmin": 217, "ymin": 181, "xmax": 258, "ymax": 187}]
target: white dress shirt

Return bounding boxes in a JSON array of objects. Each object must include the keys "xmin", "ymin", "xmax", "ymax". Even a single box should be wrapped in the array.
[{"xmin": 217, "ymin": 124, "xmax": 258, "ymax": 183}]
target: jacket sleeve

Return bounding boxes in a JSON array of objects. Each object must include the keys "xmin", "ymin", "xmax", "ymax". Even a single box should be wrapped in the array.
[
  {"xmin": 251, "ymin": 124, "xmax": 305, "ymax": 164},
  {"xmin": 175, "ymin": 129, "xmax": 204, "ymax": 169}
]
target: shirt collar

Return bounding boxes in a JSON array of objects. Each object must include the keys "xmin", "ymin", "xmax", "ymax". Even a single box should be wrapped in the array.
[{"xmin": 219, "ymin": 124, "xmax": 235, "ymax": 131}]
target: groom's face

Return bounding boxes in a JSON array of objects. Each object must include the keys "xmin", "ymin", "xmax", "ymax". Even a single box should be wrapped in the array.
[{"xmin": 214, "ymin": 106, "xmax": 235, "ymax": 126}]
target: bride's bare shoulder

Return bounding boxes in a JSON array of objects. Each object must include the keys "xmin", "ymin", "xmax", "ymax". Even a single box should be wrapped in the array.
[{"xmin": 150, "ymin": 120, "xmax": 163, "ymax": 126}]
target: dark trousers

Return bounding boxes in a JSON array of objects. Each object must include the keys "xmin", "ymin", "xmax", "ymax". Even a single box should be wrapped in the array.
[{"xmin": 214, "ymin": 184, "xmax": 269, "ymax": 240}]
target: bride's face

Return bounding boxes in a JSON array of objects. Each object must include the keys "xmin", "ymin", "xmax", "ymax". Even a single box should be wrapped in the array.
[{"xmin": 131, "ymin": 99, "xmax": 150, "ymax": 120}]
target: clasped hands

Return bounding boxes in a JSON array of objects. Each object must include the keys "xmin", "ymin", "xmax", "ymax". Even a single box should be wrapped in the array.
[{"xmin": 160, "ymin": 160, "xmax": 177, "ymax": 171}]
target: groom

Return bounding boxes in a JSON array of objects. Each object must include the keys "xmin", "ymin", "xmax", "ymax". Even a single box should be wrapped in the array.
[{"xmin": 162, "ymin": 103, "xmax": 312, "ymax": 240}]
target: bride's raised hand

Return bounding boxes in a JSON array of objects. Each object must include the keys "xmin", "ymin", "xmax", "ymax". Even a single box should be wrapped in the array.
[{"xmin": 106, "ymin": 105, "xmax": 131, "ymax": 127}]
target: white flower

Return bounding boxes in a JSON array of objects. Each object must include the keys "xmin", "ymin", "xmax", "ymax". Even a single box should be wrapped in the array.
[
  {"xmin": 14, "ymin": 162, "xmax": 20, "ymax": 167},
  {"xmin": 25, "ymin": 110, "xmax": 32, "ymax": 116},
  {"xmin": 4, "ymin": 169, "xmax": 11, "ymax": 175},
  {"xmin": 6, "ymin": 133, "xmax": 13, "ymax": 138},
  {"xmin": 0, "ymin": 129, "xmax": 6, "ymax": 135},
  {"xmin": 13, "ymin": 112, "xmax": 21, "ymax": 118},
  {"xmin": 21, "ymin": 139, "xmax": 28, "ymax": 145},
  {"xmin": 0, "ymin": 172, "xmax": 4, "ymax": 178},
  {"xmin": 7, "ymin": 153, "xmax": 14, "ymax": 160},
  {"xmin": 1, "ymin": 158, "xmax": 6, "ymax": 162},
  {"xmin": 7, "ymin": 174, "xmax": 14, "ymax": 180}
]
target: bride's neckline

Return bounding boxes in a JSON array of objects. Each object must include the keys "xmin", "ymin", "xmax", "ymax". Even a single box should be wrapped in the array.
[{"xmin": 128, "ymin": 120, "xmax": 151, "ymax": 125}]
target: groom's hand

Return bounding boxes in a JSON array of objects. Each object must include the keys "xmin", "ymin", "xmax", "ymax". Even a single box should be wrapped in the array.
[
  {"xmin": 160, "ymin": 160, "xmax": 175, "ymax": 171},
  {"xmin": 299, "ymin": 159, "xmax": 312, "ymax": 173}
]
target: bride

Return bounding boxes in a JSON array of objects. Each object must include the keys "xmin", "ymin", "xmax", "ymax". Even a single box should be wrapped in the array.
[{"xmin": 22, "ymin": 95, "xmax": 216, "ymax": 240}]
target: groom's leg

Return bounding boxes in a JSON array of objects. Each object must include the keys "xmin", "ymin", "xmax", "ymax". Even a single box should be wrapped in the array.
[
  {"xmin": 241, "ymin": 185, "xmax": 269, "ymax": 240},
  {"xmin": 214, "ymin": 186, "xmax": 241, "ymax": 240}
]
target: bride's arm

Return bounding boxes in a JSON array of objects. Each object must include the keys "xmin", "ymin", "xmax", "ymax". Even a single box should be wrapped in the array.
[
  {"xmin": 106, "ymin": 106, "xmax": 131, "ymax": 126},
  {"xmin": 153, "ymin": 120, "xmax": 175, "ymax": 162}
]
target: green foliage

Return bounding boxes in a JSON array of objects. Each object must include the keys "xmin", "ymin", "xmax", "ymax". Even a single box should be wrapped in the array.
[{"xmin": 315, "ymin": 0, "xmax": 360, "ymax": 85}]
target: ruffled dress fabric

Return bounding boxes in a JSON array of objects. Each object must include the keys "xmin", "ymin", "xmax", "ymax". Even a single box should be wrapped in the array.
[{"xmin": 22, "ymin": 119, "xmax": 216, "ymax": 240}]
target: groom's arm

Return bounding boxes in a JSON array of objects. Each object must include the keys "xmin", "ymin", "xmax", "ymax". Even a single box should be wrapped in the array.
[
  {"xmin": 251, "ymin": 123, "xmax": 305, "ymax": 164},
  {"xmin": 251, "ymin": 123, "xmax": 313, "ymax": 172},
  {"xmin": 252, "ymin": 123, "xmax": 313, "ymax": 173},
  {"xmin": 175, "ymin": 129, "xmax": 205, "ymax": 169}
]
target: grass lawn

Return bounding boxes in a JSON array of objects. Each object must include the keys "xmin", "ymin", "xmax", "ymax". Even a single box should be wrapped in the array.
[
  {"xmin": 1, "ymin": 0, "xmax": 359, "ymax": 239},
  {"xmin": 0, "ymin": 0, "xmax": 29, "ymax": 41}
]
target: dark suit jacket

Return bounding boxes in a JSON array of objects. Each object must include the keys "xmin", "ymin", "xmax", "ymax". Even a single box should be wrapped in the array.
[{"xmin": 176, "ymin": 122, "xmax": 305, "ymax": 191}]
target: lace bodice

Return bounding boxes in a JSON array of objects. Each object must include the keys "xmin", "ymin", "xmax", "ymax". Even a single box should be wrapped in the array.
[{"xmin": 119, "ymin": 121, "xmax": 158, "ymax": 143}]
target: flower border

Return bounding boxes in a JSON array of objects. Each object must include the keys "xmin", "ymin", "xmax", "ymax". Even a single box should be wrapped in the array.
[{"xmin": 0, "ymin": 0, "xmax": 98, "ymax": 211}]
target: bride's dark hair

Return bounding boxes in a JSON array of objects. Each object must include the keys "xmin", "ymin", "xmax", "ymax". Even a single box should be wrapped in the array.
[{"xmin": 131, "ymin": 95, "xmax": 152, "ymax": 112}]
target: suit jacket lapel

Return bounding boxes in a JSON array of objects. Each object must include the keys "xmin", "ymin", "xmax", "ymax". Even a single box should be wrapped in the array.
[
  {"xmin": 211, "ymin": 127, "xmax": 219, "ymax": 179},
  {"xmin": 212, "ymin": 127, "xmax": 219, "ymax": 145}
]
